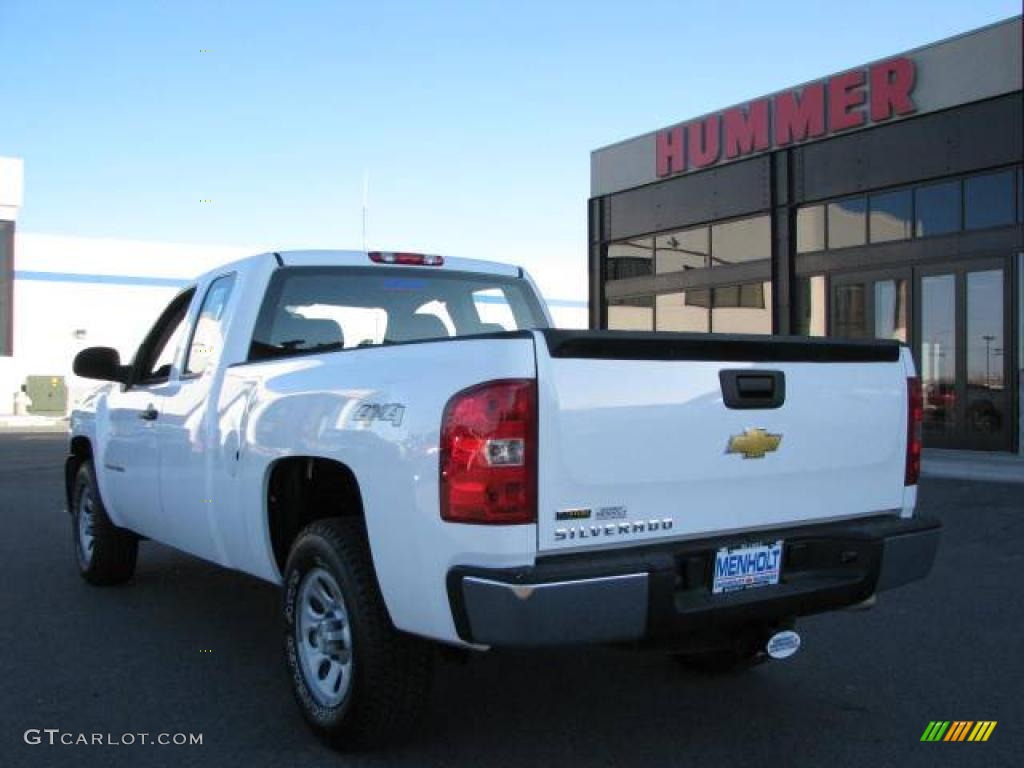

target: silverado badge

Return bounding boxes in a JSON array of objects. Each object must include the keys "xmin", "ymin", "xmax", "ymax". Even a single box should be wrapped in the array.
[{"xmin": 726, "ymin": 428, "xmax": 782, "ymax": 459}]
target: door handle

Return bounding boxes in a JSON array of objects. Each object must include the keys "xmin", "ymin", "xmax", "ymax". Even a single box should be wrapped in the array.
[
  {"xmin": 719, "ymin": 370, "xmax": 786, "ymax": 410},
  {"xmin": 139, "ymin": 406, "xmax": 159, "ymax": 421}
]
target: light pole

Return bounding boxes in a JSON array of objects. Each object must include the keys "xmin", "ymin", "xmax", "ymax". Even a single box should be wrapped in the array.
[{"xmin": 982, "ymin": 334, "xmax": 995, "ymax": 389}]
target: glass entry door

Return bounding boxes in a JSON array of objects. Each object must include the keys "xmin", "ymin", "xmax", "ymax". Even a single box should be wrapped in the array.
[
  {"xmin": 918, "ymin": 261, "xmax": 1010, "ymax": 451},
  {"xmin": 831, "ymin": 260, "xmax": 1011, "ymax": 451}
]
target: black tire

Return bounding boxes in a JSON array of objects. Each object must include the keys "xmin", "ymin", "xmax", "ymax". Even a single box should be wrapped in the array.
[
  {"xmin": 283, "ymin": 518, "xmax": 433, "ymax": 750},
  {"xmin": 71, "ymin": 460, "xmax": 138, "ymax": 585}
]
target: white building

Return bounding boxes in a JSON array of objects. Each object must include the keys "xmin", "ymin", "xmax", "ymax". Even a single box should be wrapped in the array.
[{"xmin": 0, "ymin": 158, "xmax": 587, "ymax": 416}]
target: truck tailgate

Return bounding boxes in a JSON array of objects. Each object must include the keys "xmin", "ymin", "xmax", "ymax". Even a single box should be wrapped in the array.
[{"xmin": 534, "ymin": 331, "xmax": 910, "ymax": 554}]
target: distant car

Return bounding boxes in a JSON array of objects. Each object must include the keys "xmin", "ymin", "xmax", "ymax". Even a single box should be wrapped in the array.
[{"xmin": 66, "ymin": 250, "xmax": 940, "ymax": 748}]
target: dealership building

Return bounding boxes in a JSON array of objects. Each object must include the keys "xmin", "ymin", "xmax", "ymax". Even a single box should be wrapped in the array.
[{"xmin": 589, "ymin": 16, "xmax": 1023, "ymax": 452}]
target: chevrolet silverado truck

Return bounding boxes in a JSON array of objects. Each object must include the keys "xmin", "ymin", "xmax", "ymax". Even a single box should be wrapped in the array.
[{"xmin": 68, "ymin": 249, "xmax": 940, "ymax": 748}]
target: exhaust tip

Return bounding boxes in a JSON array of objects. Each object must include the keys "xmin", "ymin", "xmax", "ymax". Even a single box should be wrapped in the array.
[{"xmin": 766, "ymin": 630, "xmax": 801, "ymax": 660}]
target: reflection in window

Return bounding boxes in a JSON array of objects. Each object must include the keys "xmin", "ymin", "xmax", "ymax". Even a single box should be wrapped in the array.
[
  {"xmin": 606, "ymin": 239, "xmax": 653, "ymax": 281},
  {"xmin": 187, "ymin": 274, "xmax": 236, "ymax": 376},
  {"xmin": 472, "ymin": 289, "xmax": 516, "ymax": 331},
  {"xmin": 915, "ymin": 180, "xmax": 960, "ymax": 237},
  {"xmin": 607, "ymin": 295, "xmax": 653, "ymax": 331},
  {"xmin": 869, "ymin": 189, "xmax": 912, "ymax": 243},
  {"xmin": 656, "ymin": 289, "xmax": 709, "ymax": 332},
  {"xmin": 832, "ymin": 283, "xmax": 868, "ymax": 339},
  {"xmin": 874, "ymin": 279, "xmax": 907, "ymax": 342},
  {"xmin": 150, "ymin": 310, "xmax": 191, "ymax": 379},
  {"xmin": 796, "ymin": 206, "xmax": 825, "ymax": 253},
  {"xmin": 827, "ymin": 196, "xmax": 867, "ymax": 249},
  {"xmin": 711, "ymin": 215, "xmax": 770, "ymax": 266},
  {"xmin": 1019, "ymin": 167, "xmax": 1023, "ymax": 222},
  {"xmin": 964, "ymin": 170, "xmax": 1015, "ymax": 231},
  {"xmin": 965, "ymin": 270, "xmax": 1004, "ymax": 435},
  {"xmin": 655, "ymin": 227, "xmax": 709, "ymax": 273},
  {"xmin": 920, "ymin": 274, "xmax": 956, "ymax": 435},
  {"xmin": 710, "ymin": 282, "xmax": 771, "ymax": 334},
  {"xmin": 794, "ymin": 275, "xmax": 826, "ymax": 336}
]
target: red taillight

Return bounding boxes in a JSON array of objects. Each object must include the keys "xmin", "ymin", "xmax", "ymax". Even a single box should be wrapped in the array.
[
  {"xmin": 368, "ymin": 251, "xmax": 444, "ymax": 266},
  {"xmin": 440, "ymin": 379, "xmax": 536, "ymax": 525},
  {"xmin": 906, "ymin": 377, "xmax": 923, "ymax": 485}
]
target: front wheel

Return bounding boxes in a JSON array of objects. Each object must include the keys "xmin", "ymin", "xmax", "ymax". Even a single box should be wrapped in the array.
[
  {"xmin": 283, "ymin": 518, "xmax": 433, "ymax": 750},
  {"xmin": 71, "ymin": 460, "xmax": 138, "ymax": 585}
]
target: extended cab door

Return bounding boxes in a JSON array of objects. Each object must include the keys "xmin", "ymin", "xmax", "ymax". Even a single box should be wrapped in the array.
[
  {"xmin": 154, "ymin": 273, "xmax": 238, "ymax": 564},
  {"xmin": 100, "ymin": 288, "xmax": 195, "ymax": 539}
]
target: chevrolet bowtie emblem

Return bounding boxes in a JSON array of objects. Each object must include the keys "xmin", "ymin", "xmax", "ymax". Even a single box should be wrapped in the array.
[{"xmin": 726, "ymin": 428, "xmax": 782, "ymax": 459}]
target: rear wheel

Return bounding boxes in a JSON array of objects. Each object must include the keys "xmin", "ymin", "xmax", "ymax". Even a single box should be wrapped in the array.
[
  {"xmin": 283, "ymin": 518, "xmax": 433, "ymax": 750},
  {"xmin": 71, "ymin": 461, "xmax": 138, "ymax": 585}
]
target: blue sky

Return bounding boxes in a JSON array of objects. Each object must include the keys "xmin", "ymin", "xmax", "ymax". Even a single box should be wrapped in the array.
[{"xmin": 1, "ymin": 0, "xmax": 1019, "ymax": 296}]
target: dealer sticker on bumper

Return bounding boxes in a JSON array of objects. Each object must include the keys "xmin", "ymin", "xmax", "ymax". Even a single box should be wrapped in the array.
[{"xmin": 712, "ymin": 540, "xmax": 783, "ymax": 594}]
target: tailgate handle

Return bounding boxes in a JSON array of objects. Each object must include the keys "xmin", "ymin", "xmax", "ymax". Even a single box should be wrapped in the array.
[{"xmin": 719, "ymin": 370, "xmax": 785, "ymax": 410}]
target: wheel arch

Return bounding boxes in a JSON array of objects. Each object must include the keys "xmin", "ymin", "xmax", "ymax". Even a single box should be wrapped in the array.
[
  {"xmin": 65, "ymin": 435, "xmax": 94, "ymax": 512},
  {"xmin": 265, "ymin": 455, "xmax": 366, "ymax": 578}
]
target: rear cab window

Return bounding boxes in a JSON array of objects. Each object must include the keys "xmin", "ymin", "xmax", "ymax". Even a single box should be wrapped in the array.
[{"xmin": 248, "ymin": 267, "xmax": 548, "ymax": 361}]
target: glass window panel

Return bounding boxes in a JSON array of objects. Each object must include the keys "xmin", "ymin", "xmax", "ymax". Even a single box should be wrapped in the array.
[
  {"xmin": 1019, "ymin": 253, "xmax": 1024, "ymax": 365},
  {"xmin": 920, "ymin": 274, "xmax": 957, "ymax": 436},
  {"xmin": 1018, "ymin": 167, "xmax": 1023, "ymax": 222},
  {"xmin": 656, "ymin": 290, "xmax": 709, "ymax": 332},
  {"xmin": 796, "ymin": 206, "xmax": 825, "ymax": 253},
  {"xmin": 251, "ymin": 268, "xmax": 546, "ymax": 359},
  {"xmin": 873, "ymin": 279, "xmax": 907, "ymax": 342},
  {"xmin": 655, "ymin": 227, "xmax": 709, "ymax": 273},
  {"xmin": 149, "ymin": 313, "xmax": 189, "ymax": 379},
  {"xmin": 606, "ymin": 238, "xmax": 653, "ymax": 281},
  {"xmin": 710, "ymin": 215, "xmax": 770, "ymax": 266},
  {"xmin": 186, "ymin": 274, "xmax": 236, "ymax": 376},
  {"xmin": 472, "ymin": 289, "xmax": 516, "ymax": 331},
  {"xmin": 964, "ymin": 170, "xmax": 1015, "ymax": 231},
  {"xmin": 914, "ymin": 180, "xmax": 960, "ymax": 237},
  {"xmin": 794, "ymin": 275, "xmax": 826, "ymax": 337},
  {"xmin": 607, "ymin": 295, "xmax": 653, "ymax": 331},
  {"xmin": 832, "ymin": 283, "xmax": 868, "ymax": 339},
  {"xmin": 965, "ymin": 270, "xmax": 1004, "ymax": 435},
  {"xmin": 710, "ymin": 282, "xmax": 771, "ymax": 334},
  {"xmin": 827, "ymin": 196, "xmax": 866, "ymax": 249},
  {"xmin": 869, "ymin": 189, "xmax": 912, "ymax": 243}
]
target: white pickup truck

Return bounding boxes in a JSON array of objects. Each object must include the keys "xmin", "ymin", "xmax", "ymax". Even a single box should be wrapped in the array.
[{"xmin": 68, "ymin": 250, "xmax": 940, "ymax": 748}]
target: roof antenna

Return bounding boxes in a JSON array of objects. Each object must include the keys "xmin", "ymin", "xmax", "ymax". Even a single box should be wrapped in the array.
[{"xmin": 361, "ymin": 170, "xmax": 369, "ymax": 252}]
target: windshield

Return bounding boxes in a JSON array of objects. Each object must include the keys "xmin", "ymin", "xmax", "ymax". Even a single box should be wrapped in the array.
[{"xmin": 249, "ymin": 267, "xmax": 548, "ymax": 361}]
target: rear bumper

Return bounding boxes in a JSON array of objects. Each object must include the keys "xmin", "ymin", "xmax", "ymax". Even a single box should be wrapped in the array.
[{"xmin": 447, "ymin": 514, "xmax": 940, "ymax": 648}]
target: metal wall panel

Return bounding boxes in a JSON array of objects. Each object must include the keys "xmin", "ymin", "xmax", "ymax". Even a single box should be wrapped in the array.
[
  {"xmin": 796, "ymin": 94, "xmax": 1023, "ymax": 202},
  {"xmin": 606, "ymin": 155, "xmax": 770, "ymax": 242},
  {"xmin": 793, "ymin": 226, "xmax": 1023, "ymax": 276}
]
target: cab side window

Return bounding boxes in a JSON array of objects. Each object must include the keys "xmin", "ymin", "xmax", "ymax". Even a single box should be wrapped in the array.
[
  {"xmin": 133, "ymin": 288, "xmax": 196, "ymax": 385},
  {"xmin": 185, "ymin": 274, "xmax": 236, "ymax": 377}
]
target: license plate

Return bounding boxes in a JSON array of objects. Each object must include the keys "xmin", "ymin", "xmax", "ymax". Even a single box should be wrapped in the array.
[{"xmin": 712, "ymin": 540, "xmax": 783, "ymax": 594}]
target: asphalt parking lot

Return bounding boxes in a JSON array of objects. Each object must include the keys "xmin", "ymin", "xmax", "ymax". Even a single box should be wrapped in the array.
[{"xmin": 1, "ymin": 432, "xmax": 1020, "ymax": 767}]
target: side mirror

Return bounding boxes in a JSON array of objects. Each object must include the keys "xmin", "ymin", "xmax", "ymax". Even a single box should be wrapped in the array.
[{"xmin": 73, "ymin": 347, "xmax": 129, "ymax": 383}]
